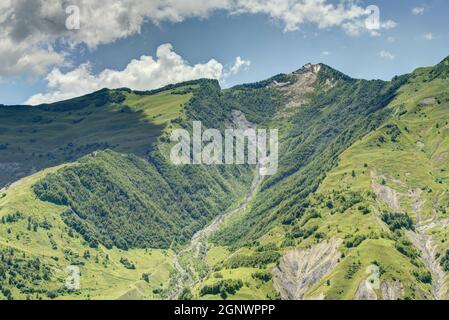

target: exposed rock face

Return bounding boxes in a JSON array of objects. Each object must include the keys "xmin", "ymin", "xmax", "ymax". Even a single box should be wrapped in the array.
[
  {"xmin": 231, "ymin": 110, "xmax": 256, "ymax": 131},
  {"xmin": 355, "ymin": 279, "xmax": 378, "ymax": 300},
  {"xmin": 419, "ymin": 97, "xmax": 436, "ymax": 106},
  {"xmin": 371, "ymin": 171, "xmax": 401, "ymax": 213},
  {"xmin": 276, "ymin": 63, "xmax": 322, "ymax": 115},
  {"xmin": 405, "ymin": 230, "xmax": 446, "ymax": 300},
  {"xmin": 370, "ymin": 170, "xmax": 447, "ymax": 300},
  {"xmin": 381, "ymin": 280, "xmax": 404, "ymax": 300},
  {"xmin": 272, "ymin": 238, "xmax": 342, "ymax": 300}
]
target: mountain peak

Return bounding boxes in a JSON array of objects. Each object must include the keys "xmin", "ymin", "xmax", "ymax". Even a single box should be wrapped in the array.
[{"xmin": 294, "ymin": 63, "xmax": 322, "ymax": 75}]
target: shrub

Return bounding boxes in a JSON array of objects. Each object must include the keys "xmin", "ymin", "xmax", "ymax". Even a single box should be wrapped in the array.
[
  {"xmin": 200, "ymin": 279, "xmax": 243, "ymax": 299},
  {"xmin": 381, "ymin": 212, "xmax": 414, "ymax": 231},
  {"xmin": 252, "ymin": 271, "xmax": 272, "ymax": 282}
]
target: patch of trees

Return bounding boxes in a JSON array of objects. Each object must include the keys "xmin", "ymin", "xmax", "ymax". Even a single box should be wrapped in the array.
[
  {"xmin": 1, "ymin": 211, "xmax": 24, "ymax": 224},
  {"xmin": 290, "ymin": 225, "xmax": 318, "ymax": 240},
  {"xmin": 34, "ymin": 149, "xmax": 252, "ymax": 250},
  {"xmin": 441, "ymin": 250, "xmax": 449, "ymax": 272},
  {"xmin": 120, "ymin": 257, "xmax": 136, "ymax": 270},
  {"xmin": 381, "ymin": 212, "xmax": 414, "ymax": 231},
  {"xmin": 252, "ymin": 271, "xmax": 272, "ymax": 282},
  {"xmin": 345, "ymin": 261, "xmax": 362, "ymax": 279},
  {"xmin": 199, "ymin": 279, "xmax": 243, "ymax": 299},
  {"xmin": 345, "ymin": 234, "xmax": 367, "ymax": 248},
  {"xmin": 0, "ymin": 248, "xmax": 55, "ymax": 300},
  {"xmin": 413, "ymin": 269, "xmax": 432, "ymax": 284},
  {"xmin": 395, "ymin": 238, "xmax": 420, "ymax": 260},
  {"xmin": 224, "ymin": 251, "xmax": 280, "ymax": 269},
  {"xmin": 385, "ymin": 124, "xmax": 401, "ymax": 142}
]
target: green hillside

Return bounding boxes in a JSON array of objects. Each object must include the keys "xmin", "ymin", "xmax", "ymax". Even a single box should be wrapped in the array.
[
  {"xmin": 0, "ymin": 84, "xmax": 193, "ymax": 187},
  {"xmin": 1, "ymin": 58, "xmax": 449, "ymax": 300},
  {"xmin": 189, "ymin": 58, "xmax": 449, "ymax": 300}
]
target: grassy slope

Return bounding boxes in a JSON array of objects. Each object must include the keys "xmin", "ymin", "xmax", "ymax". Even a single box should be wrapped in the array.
[
  {"xmin": 191, "ymin": 60, "xmax": 449, "ymax": 300},
  {"xmin": 0, "ymin": 87, "xmax": 191, "ymax": 187},
  {"xmin": 0, "ymin": 168, "xmax": 175, "ymax": 300},
  {"xmin": 0, "ymin": 80, "xmax": 256, "ymax": 299},
  {"xmin": 0, "ymin": 86, "xmax": 196, "ymax": 300},
  {"xmin": 288, "ymin": 63, "xmax": 449, "ymax": 299},
  {"xmin": 2, "ymin": 59, "xmax": 449, "ymax": 300}
]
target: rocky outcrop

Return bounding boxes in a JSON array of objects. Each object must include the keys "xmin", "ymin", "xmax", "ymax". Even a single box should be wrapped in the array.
[
  {"xmin": 355, "ymin": 279, "xmax": 378, "ymax": 300},
  {"xmin": 381, "ymin": 280, "xmax": 404, "ymax": 300},
  {"xmin": 405, "ymin": 230, "xmax": 446, "ymax": 300},
  {"xmin": 272, "ymin": 238, "xmax": 342, "ymax": 300}
]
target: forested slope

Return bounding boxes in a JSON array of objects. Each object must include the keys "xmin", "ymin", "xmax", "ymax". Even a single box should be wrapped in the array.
[{"xmin": 1, "ymin": 57, "xmax": 449, "ymax": 300}]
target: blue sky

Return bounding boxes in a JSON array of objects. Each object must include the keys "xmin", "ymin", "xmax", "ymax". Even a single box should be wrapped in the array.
[{"xmin": 1, "ymin": 0, "xmax": 448, "ymax": 105}]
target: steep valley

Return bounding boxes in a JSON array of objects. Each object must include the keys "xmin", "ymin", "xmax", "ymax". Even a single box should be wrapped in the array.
[{"xmin": 1, "ymin": 57, "xmax": 449, "ymax": 300}]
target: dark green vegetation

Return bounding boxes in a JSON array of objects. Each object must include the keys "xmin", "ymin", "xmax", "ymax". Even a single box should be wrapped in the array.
[
  {"xmin": 2, "ymin": 56, "xmax": 449, "ymax": 300},
  {"xmin": 223, "ymin": 251, "xmax": 281, "ymax": 269},
  {"xmin": 0, "ymin": 247, "xmax": 61, "ymax": 300},
  {"xmin": 214, "ymin": 66, "xmax": 409, "ymax": 247},
  {"xmin": 34, "ymin": 150, "xmax": 251, "ymax": 249},
  {"xmin": 28, "ymin": 79, "xmax": 273, "ymax": 250},
  {"xmin": 381, "ymin": 212, "xmax": 415, "ymax": 231},
  {"xmin": 199, "ymin": 279, "xmax": 243, "ymax": 299},
  {"xmin": 441, "ymin": 251, "xmax": 449, "ymax": 272}
]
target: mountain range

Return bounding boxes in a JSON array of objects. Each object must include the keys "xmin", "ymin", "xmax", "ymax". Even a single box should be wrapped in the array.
[{"xmin": 1, "ymin": 56, "xmax": 449, "ymax": 300}]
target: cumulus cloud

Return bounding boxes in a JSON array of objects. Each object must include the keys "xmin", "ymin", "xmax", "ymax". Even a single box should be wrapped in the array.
[
  {"xmin": 1, "ymin": 0, "xmax": 396, "ymax": 77},
  {"xmin": 423, "ymin": 33, "xmax": 434, "ymax": 40},
  {"xmin": 378, "ymin": 50, "xmax": 395, "ymax": 60},
  {"xmin": 25, "ymin": 44, "xmax": 249, "ymax": 105},
  {"xmin": 412, "ymin": 7, "xmax": 425, "ymax": 16},
  {"xmin": 224, "ymin": 56, "xmax": 251, "ymax": 77}
]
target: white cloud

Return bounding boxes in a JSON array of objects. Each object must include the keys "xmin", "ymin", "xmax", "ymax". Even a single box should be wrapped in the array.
[
  {"xmin": 25, "ymin": 44, "xmax": 249, "ymax": 105},
  {"xmin": 322, "ymin": 51, "xmax": 330, "ymax": 56},
  {"xmin": 1, "ymin": 0, "xmax": 396, "ymax": 77},
  {"xmin": 378, "ymin": 50, "xmax": 395, "ymax": 60},
  {"xmin": 224, "ymin": 56, "xmax": 251, "ymax": 77},
  {"xmin": 412, "ymin": 7, "xmax": 425, "ymax": 16},
  {"xmin": 423, "ymin": 33, "xmax": 434, "ymax": 40},
  {"xmin": 0, "ymin": 41, "xmax": 66, "ymax": 77},
  {"xmin": 342, "ymin": 18, "xmax": 396, "ymax": 37}
]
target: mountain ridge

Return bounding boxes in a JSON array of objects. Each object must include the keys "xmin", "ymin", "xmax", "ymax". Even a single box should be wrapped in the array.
[{"xmin": 1, "ymin": 55, "xmax": 449, "ymax": 300}]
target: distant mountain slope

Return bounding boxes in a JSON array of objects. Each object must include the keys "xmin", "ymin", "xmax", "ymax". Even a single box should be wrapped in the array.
[{"xmin": 0, "ymin": 83, "xmax": 193, "ymax": 187}]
